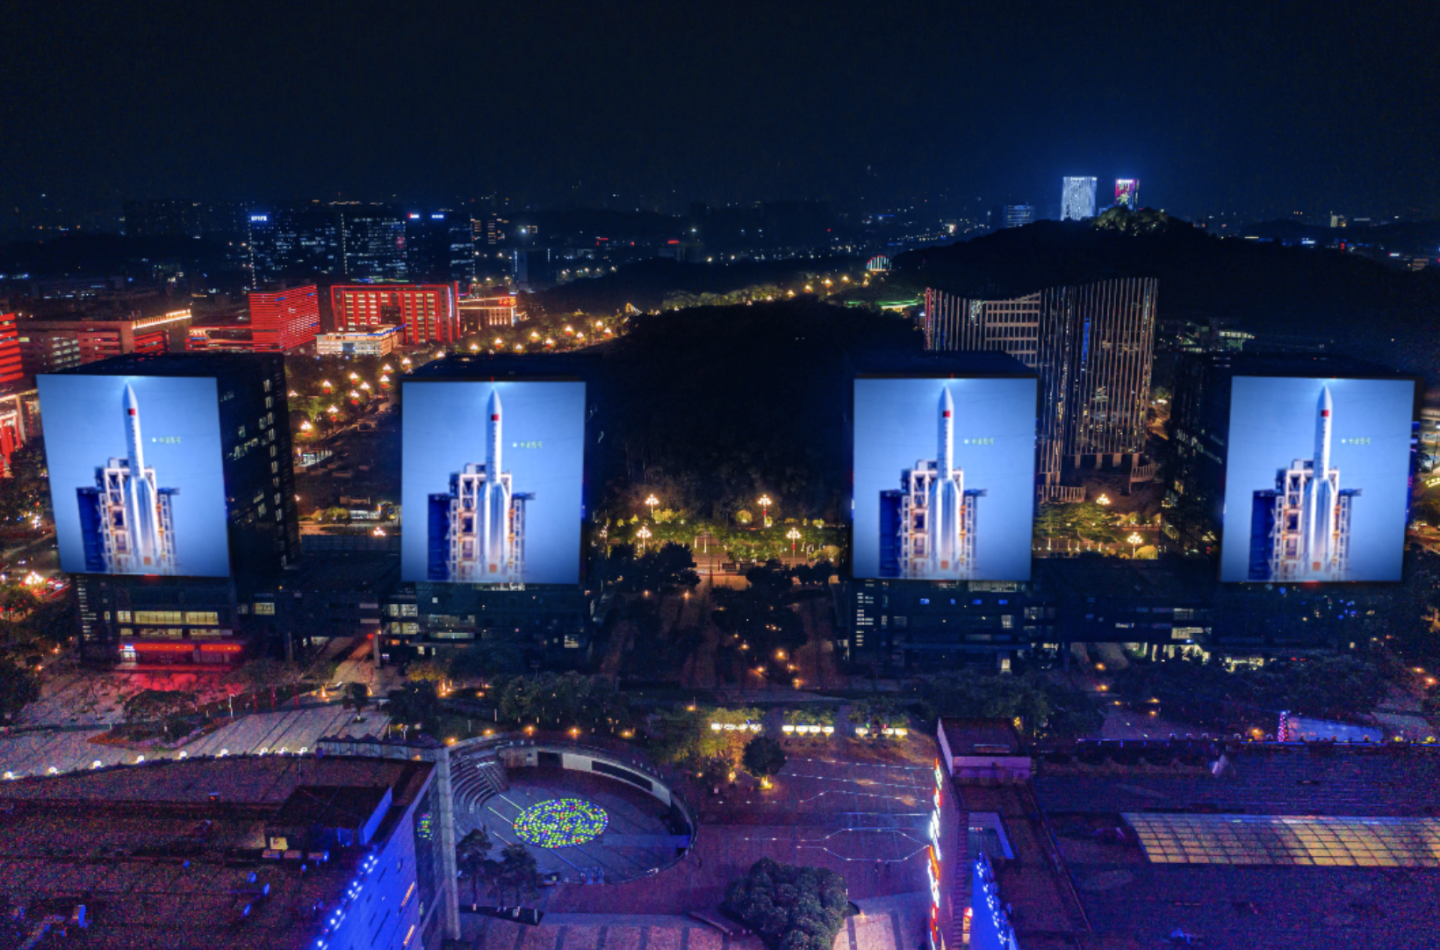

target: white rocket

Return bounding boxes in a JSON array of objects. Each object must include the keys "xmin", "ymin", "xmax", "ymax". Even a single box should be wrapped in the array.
[
  {"xmin": 122, "ymin": 384, "xmax": 165, "ymax": 568},
  {"xmin": 928, "ymin": 387, "xmax": 965, "ymax": 573},
  {"xmin": 1302, "ymin": 385, "xmax": 1339, "ymax": 573},
  {"xmin": 481, "ymin": 388, "xmax": 512, "ymax": 576}
]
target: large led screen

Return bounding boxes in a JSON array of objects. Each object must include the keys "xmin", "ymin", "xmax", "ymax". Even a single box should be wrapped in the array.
[
  {"xmin": 853, "ymin": 377, "xmax": 1036, "ymax": 581},
  {"xmin": 402, "ymin": 380, "xmax": 585, "ymax": 584},
  {"xmin": 38, "ymin": 375, "xmax": 231, "ymax": 577},
  {"xmin": 1220, "ymin": 376, "xmax": 1414, "ymax": 583}
]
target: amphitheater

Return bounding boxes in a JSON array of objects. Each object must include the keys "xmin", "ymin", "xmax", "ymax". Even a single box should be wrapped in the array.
[{"xmin": 449, "ymin": 737, "xmax": 696, "ymax": 886}]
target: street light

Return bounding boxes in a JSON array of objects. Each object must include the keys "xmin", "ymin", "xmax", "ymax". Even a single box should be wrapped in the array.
[
  {"xmin": 637, "ymin": 525, "xmax": 652, "ymax": 553},
  {"xmin": 1097, "ymin": 494, "xmax": 1112, "ymax": 506},
  {"xmin": 758, "ymin": 495, "xmax": 772, "ymax": 526},
  {"xmin": 786, "ymin": 527, "xmax": 801, "ymax": 554},
  {"xmin": 1128, "ymin": 532, "xmax": 1143, "ymax": 557},
  {"xmin": 645, "ymin": 494, "xmax": 659, "ymax": 519}
]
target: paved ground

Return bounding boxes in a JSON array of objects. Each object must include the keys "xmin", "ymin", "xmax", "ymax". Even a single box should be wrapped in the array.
[
  {"xmin": 457, "ymin": 767, "xmax": 678, "ymax": 885},
  {"xmin": 462, "ymin": 893, "xmax": 930, "ymax": 950},
  {"xmin": 0, "ymin": 703, "xmax": 389, "ymax": 778}
]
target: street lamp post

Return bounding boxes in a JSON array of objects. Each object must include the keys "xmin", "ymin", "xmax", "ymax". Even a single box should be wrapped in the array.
[
  {"xmin": 758, "ymin": 495, "xmax": 772, "ymax": 527},
  {"xmin": 645, "ymin": 494, "xmax": 659, "ymax": 520},
  {"xmin": 786, "ymin": 527, "xmax": 801, "ymax": 556},
  {"xmin": 1128, "ymin": 532, "xmax": 1143, "ymax": 558},
  {"xmin": 637, "ymin": 525, "xmax": 652, "ymax": 553}
]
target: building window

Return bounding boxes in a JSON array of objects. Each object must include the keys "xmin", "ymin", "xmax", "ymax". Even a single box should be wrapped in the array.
[
  {"xmin": 184, "ymin": 611, "xmax": 219, "ymax": 625},
  {"xmin": 135, "ymin": 610, "xmax": 183, "ymax": 624}
]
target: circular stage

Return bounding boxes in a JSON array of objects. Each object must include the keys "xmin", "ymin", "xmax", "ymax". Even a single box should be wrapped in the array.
[{"xmin": 514, "ymin": 798, "xmax": 609, "ymax": 848}]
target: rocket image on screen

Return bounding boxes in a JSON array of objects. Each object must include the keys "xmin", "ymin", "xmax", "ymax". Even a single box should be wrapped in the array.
[
  {"xmin": 76, "ymin": 385, "xmax": 180, "ymax": 574},
  {"xmin": 1248, "ymin": 386, "xmax": 1359, "ymax": 581},
  {"xmin": 427, "ymin": 390, "xmax": 532, "ymax": 582},
  {"xmin": 879, "ymin": 388, "xmax": 986, "ymax": 579}
]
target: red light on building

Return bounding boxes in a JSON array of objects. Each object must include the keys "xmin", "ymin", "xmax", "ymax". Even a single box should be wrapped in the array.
[
  {"xmin": 331, "ymin": 284, "xmax": 459, "ymax": 346},
  {"xmin": 0, "ymin": 314, "xmax": 23, "ymax": 386},
  {"xmin": 249, "ymin": 285, "xmax": 320, "ymax": 352}
]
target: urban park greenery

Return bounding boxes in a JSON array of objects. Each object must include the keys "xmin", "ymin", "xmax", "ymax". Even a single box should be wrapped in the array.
[{"xmin": 723, "ymin": 858, "xmax": 849, "ymax": 950}]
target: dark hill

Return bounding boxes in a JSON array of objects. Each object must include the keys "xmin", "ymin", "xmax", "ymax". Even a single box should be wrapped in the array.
[
  {"xmin": 532, "ymin": 256, "xmax": 861, "ymax": 315},
  {"xmin": 588, "ymin": 299, "xmax": 921, "ymax": 520},
  {"xmin": 896, "ymin": 221, "xmax": 1440, "ymax": 383}
]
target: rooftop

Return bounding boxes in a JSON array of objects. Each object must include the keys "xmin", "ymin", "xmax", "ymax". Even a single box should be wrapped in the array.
[{"xmin": 0, "ymin": 755, "xmax": 432, "ymax": 950}]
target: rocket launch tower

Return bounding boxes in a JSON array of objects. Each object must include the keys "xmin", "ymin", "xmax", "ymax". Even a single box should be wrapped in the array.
[
  {"xmin": 879, "ymin": 388, "xmax": 986, "ymax": 579},
  {"xmin": 76, "ymin": 385, "xmax": 180, "ymax": 574},
  {"xmin": 1248, "ymin": 386, "xmax": 1359, "ymax": 581},
  {"xmin": 428, "ymin": 389, "xmax": 532, "ymax": 583}
]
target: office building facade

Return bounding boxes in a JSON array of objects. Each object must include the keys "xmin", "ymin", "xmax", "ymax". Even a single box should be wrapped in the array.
[
  {"xmin": 924, "ymin": 278, "xmax": 1158, "ymax": 498},
  {"xmin": 340, "ymin": 205, "xmax": 408, "ymax": 281},
  {"xmin": 247, "ymin": 206, "xmax": 343, "ymax": 287},
  {"xmin": 1060, "ymin": 176, "xmax": 1098, "ymax": 220},
  {"xmin": 60, "ymin": 353, "xmax": 300, "ymax": 667},
  {"xmin": 16, "ymin": 310, "xmax": 189, "ymax": 375},
  {"xmin": 316, "ymin": 325, "xmax": 401, "ymax": 357},
  {"xmin": 331, "ymin": 284, "xmax": 459, "ymax": 346},
  {"xmin": 406, "ymin": 211, "xmax": 476, "ymax": 285},
  {"xmin": 997, "ymin": 204, "xmax": 1036, "ymax": 229},
  {"xmin": 249, "ymin": 284, "xmax": 320, "ymax": 352},
  {"xmin": 0, "ymin": 314, "xmax": 22, "ymax": 385}
]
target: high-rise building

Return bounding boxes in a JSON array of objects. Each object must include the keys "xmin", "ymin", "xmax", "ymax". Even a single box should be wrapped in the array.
[
  {"xmin": 924, "ymin": 278, "xmax": 1158, "ymax": 498},
  {"xmin": 15, "ymin": 310, "xmax": 189, "ymax": 375},
  {"xmin": 1115, "ymin": 179, "xmax": 1140, "ymax": 210},
  {"xmin": 46, "ymin": 353, "xmax": 300, "ymax": 667},
  {"xmin": 0, "ymin": 314, "xmax": 23, "ymax": 386},
  {"xmin": 331, "ymin": 284, "xmax": 459, "ymax": 345},
  {"xmin": 248, "ymin": 284, "xmax": 320, "ymax": 352},
  {"xmin": 405, "ymin": 211, "xmax": 476, "ymax": 285},
  {"xmin": 246, "ymin": 206, "xmax": 343, "ymax": 287},
  {"xmin": 1060, "ymin": 176, "xmax": 1098, "ymax": 220},
  {"xmin": 994, "ymin": 204, "xmax": 1036, "ymax": 229},
  {"xmin": 339, "ymin": 205, "xmax": 407, "ymax": 281}
]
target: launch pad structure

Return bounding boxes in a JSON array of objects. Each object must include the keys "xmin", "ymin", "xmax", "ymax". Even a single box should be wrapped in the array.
[{"xmin": 1248, "ymin": 385, "xmax": 1358, "ymax": 582}]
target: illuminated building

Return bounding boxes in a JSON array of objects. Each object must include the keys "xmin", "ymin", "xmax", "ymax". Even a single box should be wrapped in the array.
[
  {"xmin": 249, "ymin": 284, "xmax": 319, "ymax": 352},
  {"xmin": 406, "ymin": 211, "xmax": 476, "ymax": 285},
  {"xmin": 246, "ymin": 206, "xmax": 342, "ymax": 287},
  {"xmin": 0, "ymin": 385, "xmax": 41, "ymax": 478},
  {"xmin": 1060, "ymin": 176, "xmax": 1097, "ymax": 220},
  {"xmin": 459, "ymin": 292, "xmax": 519, "ymax": 328},
  {"xmin": 997, "ymin": 204, "xmax": 1035, "ymax": 229},
  {"xmin": 316, "ymin": 326, "xmax": 401, "ymax": 357},
  {"xmin": 340, "ymin": 204, "xmax": 408, "ymax": 280},
  {"xmin": 60, "ymin": 354, "xmax": 299, "ymax": 667},
  {"xmin": 16, "ymin": 310, "xmax": 189, "ymax": 374},
  {"xmin": 880, "ymin": 389, "xmax": 984, "ymax": 579},
  {"xmin": 1248, "ymin": 386, "xmax": 1357, "ymax": 581},
  {"xmin": 0, "ymin": 313, "xmax": 22, "ymax": 385},
  {"xmin": 331, "ymin": 284, "xmax": 459, "ymax": 345},
  {"xmin": 1115, "ymin": 178, "xmax": 1139, "ymax": 209},
  {"xmin": 428, "ymin": 390, "xmax": 530, "ymax": 583},
  {"xmin": 924, "ymin": 278, "xmax": 1158, "ymax": 499}
]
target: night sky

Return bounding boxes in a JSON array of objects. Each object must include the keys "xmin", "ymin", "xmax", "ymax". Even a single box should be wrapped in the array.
[{"xmin": 5, "ymin": 0, "xmax": 1438, "ymax": 218}]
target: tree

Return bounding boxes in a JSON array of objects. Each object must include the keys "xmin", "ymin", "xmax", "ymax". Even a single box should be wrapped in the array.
[
  {"xmin": 723, "ymin": 858, "xmax": 848, "ymax": 950},
  {"xmin": 406, "ymin": 658, "xmax": 449, "ymax": 685},
  {"xmin": 122, "ymin": 688, "xmax": 197, "ymax": 740},
  {"xmin": 493, "ymin": 843, "xmax": 543, "ymax": 907},
  {"xmin": 343, "ymin": 682, "xmax": 371, "ymax": 720},
  {"xmin": 455, "ymin": 828, "xmax": 493, "ymax": 905},
  {"xmin": 742, "ymin": 736, "xmax": 787, "ymax": 786},
  {"xmin": 387, "ymin": 681, "xmax": 442, "ymax": 734},
  {"xmin": 0, "ymin": 657, "xmax": 41, "ymax": 723},
  {"xmin": 230, "ymin": 657, "xmax": 296, "ymax": 707}
]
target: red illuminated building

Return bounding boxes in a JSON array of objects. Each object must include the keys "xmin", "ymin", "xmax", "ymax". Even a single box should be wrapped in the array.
[
  {"xmin": 249, "ymin": 284, "xmax": 320, "ymax": 352},
  {"xmin": 17, "ymin": 310, "xmax": 189, "ymax": 374},
  {"xmin": 331, "ymin": 283, "xmax": 459, "ymax": 345},
  {"xmin": 0, "ymin": 314, "xmax": 23, "ymax": 385}
]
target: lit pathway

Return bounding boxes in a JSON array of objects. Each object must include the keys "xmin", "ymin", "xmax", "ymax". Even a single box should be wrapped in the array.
[{"xmin": 0, "ymin": 703, "xmax": 389, "ymax": 780}]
